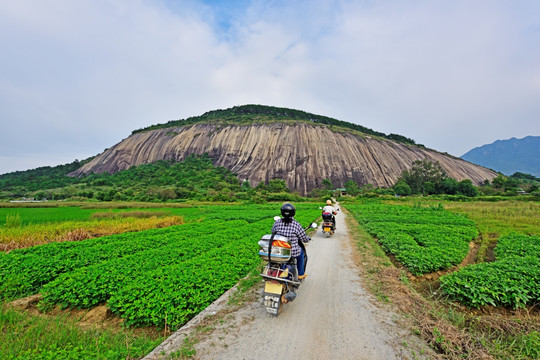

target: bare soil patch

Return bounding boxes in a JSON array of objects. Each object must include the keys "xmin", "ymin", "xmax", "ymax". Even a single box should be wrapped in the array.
[{"xmin": 6, "ymin": 294, "xmax": 163, "ymax": 339}]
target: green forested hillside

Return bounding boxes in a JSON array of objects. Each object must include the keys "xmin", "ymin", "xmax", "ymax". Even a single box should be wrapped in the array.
[
  {"xmin": 0, "ymin": 154, "xmax": 252, "ymax": 202},
  {"xmin": 132, "ymin": 104, "xmax": 419, "ymax": 146},
  {"xmin": 0, "ymin": 159, "xmax": 91, "ymax": 194}
]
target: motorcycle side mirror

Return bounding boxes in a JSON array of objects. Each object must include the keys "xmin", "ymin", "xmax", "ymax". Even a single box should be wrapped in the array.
[
  {"xmin": 273, "ymin": 216, "xmax": 281, "ymax": 221},
  {"xmin": 310, "ymin": 222, "xmax": 318, "ymax": 229}
]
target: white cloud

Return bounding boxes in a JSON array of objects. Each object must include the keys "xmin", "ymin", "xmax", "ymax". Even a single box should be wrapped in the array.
[{"xmin": 1, "ymin": 0, "xmax": 539, "ymax": 174}]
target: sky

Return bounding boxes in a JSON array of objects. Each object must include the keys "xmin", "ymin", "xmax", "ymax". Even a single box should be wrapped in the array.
[{"xmin": 1, "ymin": 0, "xmax": 539, "ymax": 175}]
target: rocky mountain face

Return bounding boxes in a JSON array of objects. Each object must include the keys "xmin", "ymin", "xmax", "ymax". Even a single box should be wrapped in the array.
[{"xmin": 70, "ymin": 122, "xmax": 497, "ymax": 195}]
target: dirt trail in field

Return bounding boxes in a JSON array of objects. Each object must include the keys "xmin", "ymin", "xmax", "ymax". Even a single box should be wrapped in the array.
[{"xmin": 145, "ymin": 205, "xmax": 432, "ymax": 360}]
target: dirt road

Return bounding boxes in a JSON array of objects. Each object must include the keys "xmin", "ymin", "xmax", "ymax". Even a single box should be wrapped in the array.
[{"xmin": 145, "ymin": 206, "xmax": 431, "ymax": 360}]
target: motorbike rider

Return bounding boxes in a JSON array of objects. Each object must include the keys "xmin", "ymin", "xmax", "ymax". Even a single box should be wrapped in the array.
[
  {"xmin": 272, "ymin": 203, "xmax": 311, "ymax": 280},
  {"xmin": 322, "ymin": 199, "xmax": 337, "ymax": 229}
]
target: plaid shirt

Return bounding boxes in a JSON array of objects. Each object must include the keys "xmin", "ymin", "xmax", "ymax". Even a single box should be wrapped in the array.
[{"xmin": 271, "ymin": 218, "xmax": 311, "ymax": 257}]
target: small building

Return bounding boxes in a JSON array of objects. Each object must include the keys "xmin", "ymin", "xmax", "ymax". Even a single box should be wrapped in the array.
[{"xmin": 335, "ymin": 188, "xmax": 347, "ymax": 196}]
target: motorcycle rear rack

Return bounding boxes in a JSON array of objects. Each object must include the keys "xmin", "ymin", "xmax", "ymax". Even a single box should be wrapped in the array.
[{"xmin": 259, "ymin": 273, "xmax": 301, "ymax": 286}]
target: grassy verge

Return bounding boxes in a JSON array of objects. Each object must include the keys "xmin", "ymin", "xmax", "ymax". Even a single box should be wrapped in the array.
[{"xmin": 0, "ymin": 303, "xmax": 163, "ymax": 360}]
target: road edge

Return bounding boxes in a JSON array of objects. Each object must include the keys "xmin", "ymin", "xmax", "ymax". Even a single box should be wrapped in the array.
[{"xmin": 142, "ymin": 283, "xmax": 240, "ymax": 360}]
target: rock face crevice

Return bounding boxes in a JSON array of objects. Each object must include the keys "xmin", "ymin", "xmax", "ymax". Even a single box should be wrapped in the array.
[{"xmin": 70, "ymin": 123, "xmax": 497, "ymax": 195}]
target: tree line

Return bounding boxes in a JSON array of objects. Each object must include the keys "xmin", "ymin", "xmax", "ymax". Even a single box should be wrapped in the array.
[
  {"xmin": 131, "ymin": 104, "xmax": 419, "ymax": 146},
  {"xmin": 390, "ymin": 159, "xmax": 539, "ymax": 197}
]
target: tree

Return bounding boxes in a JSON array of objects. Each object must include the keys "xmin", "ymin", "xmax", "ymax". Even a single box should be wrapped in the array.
[
  {"xmin": 398, "ymin": 159, "xmax": 447, "ymax": 195},
  {"xmin": 360, "ymin": 184, "xmax": 375, "ymax": 195},
  {"xmin": 393, "ymin": 181, "xmax": 411, "ymax": 196},
  {"xmin": 268, "ymin": 179, "xmax": 289, "ymax": 193},
  {"xmin": 241, "ymin": 180, "xmax": 251, "ymax": 190},
  {"xmin": 505, "ymin": 177, "xmax": 521, "ymax": 191},
  {"xmin": 322, "ymin": 178, "xmax": 334, "ymax": 190},
  {"xmin": 491, "ymin": 175, "xmax": 506, "ymax": 189},
  {"xmin": 457, "ymin": 179, "xmax": 478, "ymax": 197},
  {"xmin": 441, "ymin": 178, "xmax": 459, "ymax": 195},
  {"xmin": 344, "ymin": 180, "xmax": 360, "ymax": 196}
]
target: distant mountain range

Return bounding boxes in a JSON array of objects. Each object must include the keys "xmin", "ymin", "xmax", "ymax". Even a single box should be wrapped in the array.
[{"xmin": 461, "ymin": 136, "xmax": 540, "ymax": 177}]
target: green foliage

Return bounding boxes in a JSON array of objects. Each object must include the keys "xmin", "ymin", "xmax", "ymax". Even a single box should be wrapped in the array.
[
  {"xmin": 386, "ymin": 133, "xmax": 417, "ymax": 145},
  {"xmin": 510, "ymin": 172, "xmax": 539, "ymax": 182},
  {"xmin": 393, "ymin": 181, "xmax": 411, "ymax": 196},
  {"xmin": 440, "ymin": 233, "xmax": 540, "ymax": 308},
  {"xmin": 0, "ymin": 154, "xmax": 310, "ymax": 203},
  {"xmin": 131, "ymin": 104, "xmax": 421, "ymax": 147},
  {"xmin": 345, "ymin": 201, "xmax": 478, "ymax": 275},
  {"xmin": 441, "ymin": 177, "xmax": 459, "ymax": 195},
  {"xmin": 322, "ymin": 178, "xmax": 334, "ymax": 190},
  {"xmin": 0, "ymin": 203, "xmax": 320, "ymax": 329},
  {"xmin": 398, "ymin": 159, "xmax": 447, "ymax": 195},
  {"xmin": 480, "ymin": 172, "xmax": 539, "ymax": 196},
  {"xmin": 457, "ymin": 179, "xmax": 478, "ymax": 197},
  {"xmin": 395, "ymin": 159, "xmax": 480, "ymax": 197},
  {"xmin": 344, "ymin": 180, "xmax": 360, "ymax": 196},
  {"xmin": 308, "ymin": 188, "xmax": 333, "ymax": 200},
  {"xmin": 0, "ymin": 159, "xmax": 91, "ymax": 194},
  {"xmin": 4, "ymin": 213, "xmax": 22, "ymax": 228},
  {"xmin": 0, "ymin": 154, "xmax": 242, "ymax": 202},
  {"xmin": 0, "ymin": 304, "xmax": 160, "ymax": 359},
  {"xmin": 267, "ymin": 179, "xmax": 289, "ymax": 193}
]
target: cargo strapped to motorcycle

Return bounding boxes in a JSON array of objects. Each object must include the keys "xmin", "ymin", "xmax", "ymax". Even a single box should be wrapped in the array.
[
  {"xmin": 267, "ymin": 233, "xmax": 275, "ymax": 262},
  {"xmin": 260, "ymin": 266, "xmax": 301, "ymax": 286},
  {"xmin": 261, "ymin": 232, "xmax": 301, "ymax": 286}
]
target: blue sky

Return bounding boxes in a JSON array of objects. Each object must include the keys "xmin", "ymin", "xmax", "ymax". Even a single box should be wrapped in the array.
[{"xmin": 1, "ymin": 0, "xmax": 539, "ymax": 174}]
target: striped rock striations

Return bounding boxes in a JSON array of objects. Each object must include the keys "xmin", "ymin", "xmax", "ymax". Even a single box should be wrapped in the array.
[{"xmin": 70, "ymin": 122, "xmax": 497, "ymax": 195}]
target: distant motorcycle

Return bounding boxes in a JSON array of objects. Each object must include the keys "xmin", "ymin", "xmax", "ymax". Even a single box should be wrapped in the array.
[
  {"xmin": 258, "ymin": 217, "xmax": 317, "ymax": 316},
  {"xmin": 320, "ymin": 207, "xmax": 339, "ymax": 237}
]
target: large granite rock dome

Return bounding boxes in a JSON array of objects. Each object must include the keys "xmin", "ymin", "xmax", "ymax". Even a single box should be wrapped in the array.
[{"xmin": 70, "ymin": 122, "xmax": 497, "ymax": 195}]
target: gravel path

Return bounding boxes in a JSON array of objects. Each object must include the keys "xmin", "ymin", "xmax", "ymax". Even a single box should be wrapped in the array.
[{"xmin": 145, "ymin": 205, "xmax": 431, "ymax": 360}]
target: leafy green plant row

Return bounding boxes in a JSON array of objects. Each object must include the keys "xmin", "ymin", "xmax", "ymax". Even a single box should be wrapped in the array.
[
  {"xmin": 346, "ymin": 202, "xmax": 478, "ymax": 275},
  {"xmin": 1, "ymin": 203, "xmax": 321, "ymax": 329},
  {"xmin": 0, "ymin": 219, "xmax": 228, "ymax": 300},
  {"xmin": 40, "ymin": 208, "xmax": 317, "ymax": 317},
  {"xmin": 440, "ymin": 233, "xmax": 540, "ymax": 308},
  {"xmin": 107, "ymin": 236, "xmax": 260, "ymax": 328},
  {"xmin": 40, "ymin": 220, "xmax": 263, "ymax": 309}
]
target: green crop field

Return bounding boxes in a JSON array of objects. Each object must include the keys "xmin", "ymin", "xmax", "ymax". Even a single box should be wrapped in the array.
[
  {"xmin": 344, "ymin": 200, "xmax": 539, "ymax": 309},
  {"xmin": 0, "ymin": 203, "xmax": 320, "ymax": 327},
  {"xmin": 0, "ymin": 205, "xmax": 203, "ymax": 227},
  {"xmin": 343, "ymin": 198, "xmax": 539, "ymax": 360},
  {"xmin": 0, "ymin": 202, "xmax": 320, "ymax": 359},
  {"xmin": 440, "ymin": 233, "xmax": 540, "ymax": 308},
  {"xmin": 345, "ymin": 201, "xmax": 478, "ymax": 275},
  {"xmin": 1, "ymin": 199, "xmax": 538, "ymax": 359}
]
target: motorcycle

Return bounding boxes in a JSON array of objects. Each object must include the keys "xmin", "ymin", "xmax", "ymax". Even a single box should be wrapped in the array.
[
  {"xmin": 258, "ymin": 217, "xmax": 317, "ymax": 316},
  {"xmin": 319, "ymin": 207, "xmax": 339, "ymax": 237}
]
